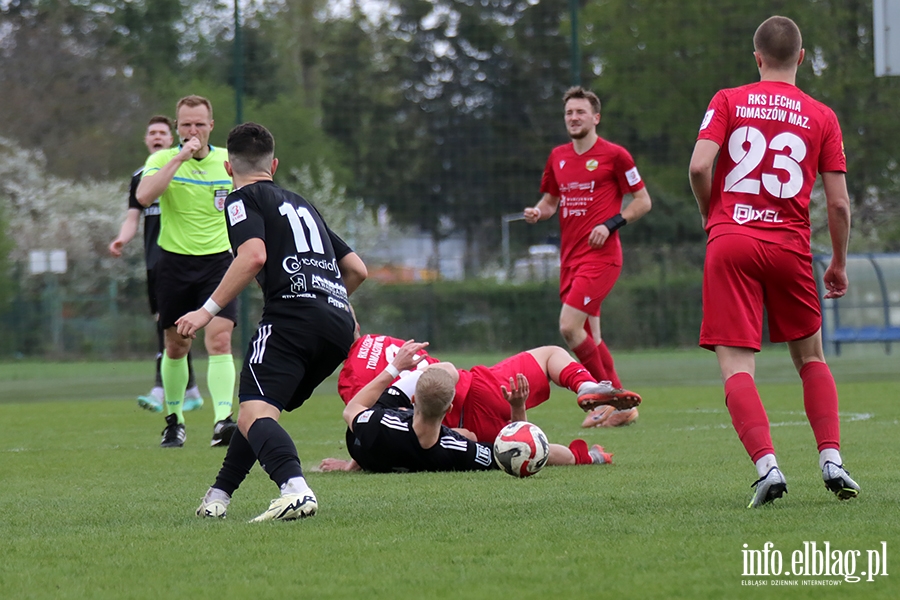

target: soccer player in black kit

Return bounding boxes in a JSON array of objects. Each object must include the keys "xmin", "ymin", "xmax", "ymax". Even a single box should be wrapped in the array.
[
  {"xmin": 177, "ymin": 122, "xmax": 367, "ymax": 522},
  {"xmin": 342, "ymin": 339, "xmax": 497, "ymax": 473}
]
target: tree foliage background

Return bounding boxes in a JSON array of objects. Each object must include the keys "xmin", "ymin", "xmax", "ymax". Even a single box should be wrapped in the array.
[{"xmin": 1, "ymin": 0, "xmax": 899, "ymax": 354}]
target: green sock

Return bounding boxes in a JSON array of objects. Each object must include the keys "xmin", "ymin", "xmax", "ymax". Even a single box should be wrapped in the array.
[
  {"xmin": 161, "ymin": 354, "xmax": 189, "ymax": 424},
  {"xmin": 207, "ymin": 354, "xmax": 235, "ymax": 422}
]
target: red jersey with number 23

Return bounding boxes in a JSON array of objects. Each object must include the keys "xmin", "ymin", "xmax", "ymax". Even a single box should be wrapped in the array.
[
  {"xmin": 540, "ymin": 138, "xmax": 645, "ymax": 268},
  {"xmin": 697, "ymin": 80, "xmax": 846, "ymax": 253}
]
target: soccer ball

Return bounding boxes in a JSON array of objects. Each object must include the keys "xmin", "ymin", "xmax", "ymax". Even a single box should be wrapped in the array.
[{"xmin": 493, "ymin": 421, "xmax": 550, "ymax": 477}]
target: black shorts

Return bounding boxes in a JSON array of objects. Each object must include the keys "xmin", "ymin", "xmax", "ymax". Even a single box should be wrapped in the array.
[
  {"xmin": 146, "ymin": 268, "xmax": 158, "ymax": 315},
  {"xmin": 238, "ymin": 321, "xmax": 352, "ymax": 412},
  {"xmin": 156, "ymin": 250, "xmax": 239, "ymax": 329}
]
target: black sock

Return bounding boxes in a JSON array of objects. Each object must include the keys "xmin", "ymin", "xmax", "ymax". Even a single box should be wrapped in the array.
[
  {"xmin": 246, "ymin": 418, "xmax": 304, "ymax": 488},
  {"xmin": 213, "ymin": 430, "xmax": 255, "ymax": 496}
]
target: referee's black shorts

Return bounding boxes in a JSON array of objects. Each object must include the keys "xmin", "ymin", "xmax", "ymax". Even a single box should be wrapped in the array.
[
  {"xmin": 156, "ymin": 250, "xmax": 239, "ymax": 329},
  {"xmin": 239, "ymin": 321, "xmax": 352, "ymax": 412}
]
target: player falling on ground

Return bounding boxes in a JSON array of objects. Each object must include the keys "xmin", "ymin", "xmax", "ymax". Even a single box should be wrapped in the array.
[
  {"xmin": 689, "ymin": 15, "xmax": 858, "ymax": 507},
  {"xmin": 322, "ymin": 339, "xmax": 616, "ymax": 474},
  {"xmin": 183, "ymin": 122, "xmax": 367, "ymax": 521},
  {"xmin": 524, "ymin": 86, "xmax": 651, "ymax": 426},
  {"xmin": 338, "ymin": 333, "xmax": 640, "ymax": 433}
]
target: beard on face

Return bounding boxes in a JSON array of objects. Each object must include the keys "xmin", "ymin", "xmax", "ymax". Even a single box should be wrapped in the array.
[{"xmin": 568, "ymin": 126, "xmax": 589, "ymax": 140}]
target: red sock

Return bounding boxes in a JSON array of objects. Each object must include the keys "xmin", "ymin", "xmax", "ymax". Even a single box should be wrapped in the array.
[
  {"xmin": 572, "ymin": 337, "xmax": 605, "ymax": 381},
  {"xmin": 558, "ymin": 362, "xmax": 595, "ymax": 394},
  {"xmin": 596, "ymin": 341, "xmax": 622, "ymax": 388},
  {"xmin": 800, "ymin": 361, "xmax": 841, "ymax": 452},
  {"xmin": 724, "ymin": 373, "xmax": 774, "ymax": 462},
  {"xmin": 568, "ymin": 439, "xmax": 593, "ymax": 465}
]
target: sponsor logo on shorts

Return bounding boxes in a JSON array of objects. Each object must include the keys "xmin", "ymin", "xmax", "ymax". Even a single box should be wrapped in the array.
[
  {"xmin": 583, "ymin": 296, "xmax": 592, "ymax": 306},
  {"xmin": 733, "ymin": 203, "xmax": 783, "ymax": 225}
]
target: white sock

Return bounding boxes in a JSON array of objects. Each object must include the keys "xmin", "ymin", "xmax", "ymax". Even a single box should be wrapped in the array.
[
  {"xmin": 819, "ymin": 448, "xmax": 842, "ymax": 470},
  {"xmin": 281, "ymin": 476, "xmax": 312, "ymax": 496},
  {"xmin": 205, "ymin": 487, "xmax": 231, "ymax": 504},
  {"xmin": 755, "ymin": 453, "xmax": 778, "ymax": 478}
]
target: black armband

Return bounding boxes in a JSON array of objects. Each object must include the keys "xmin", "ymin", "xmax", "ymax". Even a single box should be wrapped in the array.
[{"xmin": 601, "ymin": 213, "xmax": 627, "ymax": 233}]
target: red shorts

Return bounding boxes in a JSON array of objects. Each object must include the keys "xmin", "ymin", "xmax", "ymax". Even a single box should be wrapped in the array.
[
  {"xmin": 700, "ymin": 234, "xmax": 821, "ymax": 351},
  {"xmin": 559, "ymin": 263, "xmax": 621, "ymax": 317},
  {"xmin": 453, "ymin": 352, "xmax": 552, "ymax": 443}
]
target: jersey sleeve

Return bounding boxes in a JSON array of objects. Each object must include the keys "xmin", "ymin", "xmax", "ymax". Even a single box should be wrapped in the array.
[
  {"xmin": 539, "ymin": 152, "xmax": 560, "ymax": 196},
  {"xmin": 127, "ymin": 171, "xmax": 143, "ymax": 211},
  {"xmin": 224, "ymin": 190, "xmax": 265, "ymax": 251},
  {"xmin": 615, "ymin": 147, "xmax": 645, "ymax": 194},
  {"xmin": 818, "ymin": 108, "xmax": 847, "ymax": 174},
  {"xmin": 696, "ymin": 89, "xmax": 729, "ymax": 146},
  {"xmin": 440, "ymin": 430, "xmax": 496, "ymax": 471},
  {"xmin": 327, "ymin": 227, "xmax": 352, "ymax": 261},
  {"xmin": 142, "ymin": 148, "xmax": 172, "ymax": 178}
]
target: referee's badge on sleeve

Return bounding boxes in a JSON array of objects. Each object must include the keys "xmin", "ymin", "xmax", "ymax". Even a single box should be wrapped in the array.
[{"xmin": 228, "ymin": 199, "xmax": 247, "ymax": 226}]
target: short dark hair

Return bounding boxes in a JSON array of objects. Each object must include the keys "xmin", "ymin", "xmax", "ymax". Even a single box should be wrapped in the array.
[
  {"xmin": 563, "ymin": 86, "xmax": 601, "ymax": 114},
  {"xmin": 147, "ymin": 115, "xmax": 174, "ymax": 132},
  {"xmin": 227, "ymin": 122, "xmax": 275, "ymax": 174},
  {"xmin": 754, "ymin": 16, "xmax": 802, "ymax": 69}
]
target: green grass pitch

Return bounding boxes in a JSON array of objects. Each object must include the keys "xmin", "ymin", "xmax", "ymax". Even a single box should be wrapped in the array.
[{"xmin": 0, "ymin": 348, "xmax": 898, "ymax": 599}]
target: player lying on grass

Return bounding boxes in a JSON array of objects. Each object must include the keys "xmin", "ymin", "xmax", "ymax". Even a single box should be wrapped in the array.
[
  {"xmin": 339, "ymin": 333, "xmax": 641, "ymax": 435},
  {"xmin": 320, "ymin": 339, "xmax": 625, "ymax": 473}
]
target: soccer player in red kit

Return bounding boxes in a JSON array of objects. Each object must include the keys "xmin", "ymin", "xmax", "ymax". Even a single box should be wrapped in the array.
[
  {"xmin": 338, "ymin": 332, "xmax": 640, "ymax": 441},
  {"xmin": 689, "ymin": 16, "xmax": 858, "ymax": 508},
  {"xmin": 524, "ymin": 86, "xmax": 651, "ymax": 407}
]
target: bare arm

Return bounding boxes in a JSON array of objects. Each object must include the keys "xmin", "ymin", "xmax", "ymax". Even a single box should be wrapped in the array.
[
  {"xmin": 174, "ymin": 238, "xmax": 266, "ymax": 338},
  {"xmin": 339, "ymin": 251, "xmax": 368, "ymax": 295},
  {"xmin": 588, "ymin": 186, "xmax": 653, "ymax": 249},
  {"xmin": 523, "ymin": 193, "xmax": 560, "ymax": 224},
  {"xmin": 108, "ymin": 208, "xmax": 142, "ymax": 257},
  {"xmin": 343, "ymin": 340, "xmax": 430, "ymax": 430},
  {"xmin": 689, "ymin": 139, "xmax": 721, "ymax": 229},
  {"xmin": 821, "ymin": 171, "xmax": 852, "ymax": 299},
  {"xmin": 135, "ymin": 140, "xmax": 200, "ymax": 206}
]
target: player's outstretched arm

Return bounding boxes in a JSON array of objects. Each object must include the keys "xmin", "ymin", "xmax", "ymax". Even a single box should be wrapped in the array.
[
  {"xmin": 524, "ymin": 193, "xmax": 560, "ymax": 224},
  {"xmin": 822, "ymin": 171, "xmax": 851, "ymax": 299},
  {"xmin": 500, "ymin": 373, "xmax": 529, "ymax": 423},
  {"xmin": 343, "ymin": 339, "xmax": 430, "ymax": 429},
  {"xmin": 339, "ymin": 251, "xmax": 368, "ymax": 295},
  {"xmin": 175, "ymin": 238, "xmax": 266, "ymax": 338}
]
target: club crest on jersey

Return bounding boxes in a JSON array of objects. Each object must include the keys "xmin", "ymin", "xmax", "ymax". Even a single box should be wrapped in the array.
[
  {"xmin": 214, "ymin": 189, "xmax": 229, "ymax": 212},
  {"xmin": 228, "ymin": 199, "xmax": 247, "ymax": 226},
  {"xmin": 585, "ymin": 159, "xmax": 599, "ymax": 171}
]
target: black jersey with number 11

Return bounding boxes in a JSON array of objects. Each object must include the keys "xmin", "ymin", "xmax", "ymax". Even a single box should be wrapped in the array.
[{"xmin": 223, "ymin": 180, "xmax": 354, "ymax": 338}]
